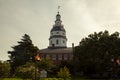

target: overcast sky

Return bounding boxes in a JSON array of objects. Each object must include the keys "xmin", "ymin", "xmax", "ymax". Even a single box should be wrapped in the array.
[{"xmin": 1, "ymin": 0, "xmax": 120, "ymax": 61}]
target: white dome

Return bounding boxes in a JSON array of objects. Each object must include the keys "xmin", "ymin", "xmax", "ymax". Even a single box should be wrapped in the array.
[{"xmin": 48, "ymin": 12, "xmax": 67, "ymax": 49}]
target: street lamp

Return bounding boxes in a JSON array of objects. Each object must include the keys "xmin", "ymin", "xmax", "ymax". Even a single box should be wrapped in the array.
[{"xmin": 35, "ymin": 53, "xmax": 41, "ymax": 80}]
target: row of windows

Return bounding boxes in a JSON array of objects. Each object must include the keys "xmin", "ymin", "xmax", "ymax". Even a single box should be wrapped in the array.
[
  {"xmin": 41, "ymin": 54, "xmax": 73, "ymax": 60},
  {"xmin": 50, "ymin": 40, "xmax": 65, "ymax": 45},
  {"xmin": 51, "ymin": 32, "xmax": 65, "ymax": 35}
]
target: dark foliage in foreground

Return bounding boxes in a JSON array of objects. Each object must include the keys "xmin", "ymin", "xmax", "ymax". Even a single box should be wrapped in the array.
[
  {"xmin": 74, "ymin": 30, "xmax": 120, "ymax": 78},
  {"xmin": 8, "ymin": 34, "xmax": 39, "ymax": 75}
]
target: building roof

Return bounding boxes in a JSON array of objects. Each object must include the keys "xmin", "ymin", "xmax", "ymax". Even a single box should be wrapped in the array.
[{"xmin": 40, "ymin": 47, "xmax": 72, "ymax": 54}]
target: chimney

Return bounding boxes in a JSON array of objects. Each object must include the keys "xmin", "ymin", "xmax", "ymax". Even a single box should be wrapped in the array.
[
  {"xmin": 72, "ymin": 43, "xmax": 74, "ymax": 48},
  {"xmin": 72, "ymin": 43, "xmax": 74, "ymax": 54},
  {"xmin": 52, "ymin": 44, "xmax": 55, "ymax": 48}
]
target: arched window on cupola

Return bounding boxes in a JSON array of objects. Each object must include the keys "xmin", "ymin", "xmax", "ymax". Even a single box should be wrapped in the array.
[
  {"xmin": 63, "ymin": 40, "xmax": 65, "ymax": 44},
  {"xmin": 50, "ymin": 40, "xmax": 52, "ymax": 45},
  {"xmin": 56, "ymin": 40, "xmax": 59, "ymax": 44},
  {"xmin": 56, "ymin": 32, "xmax": 59, "ymax": 34}
]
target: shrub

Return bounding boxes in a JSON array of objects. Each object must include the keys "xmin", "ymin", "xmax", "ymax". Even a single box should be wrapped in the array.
[
  {"xmin": 15, "ymin": 62, "xmax": 39, "ymax": 79},
  {"xmin": 0, "ymin": 61, "xmax": 10, "ymax": 78},
  {"xmin": 57, "ymin": 66, "xmax": 71, "ymax": 80}
]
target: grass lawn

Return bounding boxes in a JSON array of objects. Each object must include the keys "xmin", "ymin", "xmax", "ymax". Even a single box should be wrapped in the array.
[
  {"xmin": 0, "ymin": 78, "xmax": 85, "ymax": 80},
  {"xmin": 0, "ymin": 78, "xmax": 33, "ymax": 80},
  {"xmin": 0, "ymin": 78, "xmax": 87, "ymax": 80},
  {"xmin": 0, "ymin": 78, "xmax": 63, "ymax": 80},
  {"xmin": 1, "ymin": 78, "xmax": 119, "ymax": 80},
  {"xmin": 0, "ymin": 78, "xmax": 23, "ymax": 80}
]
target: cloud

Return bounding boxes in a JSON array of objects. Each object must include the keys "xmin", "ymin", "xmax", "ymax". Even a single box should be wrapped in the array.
[{"xmin": 85, "ymin": 0, "xmax": 120, "ymax": 24}]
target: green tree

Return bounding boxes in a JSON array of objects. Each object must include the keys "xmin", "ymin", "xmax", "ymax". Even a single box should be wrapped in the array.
[
  {"xmin": 8, "ymin": 34, "xmax": 39, "ymax": 75},
  {"xmin": 59, "ymin": 61, "xmax": 74, "ymax": 74},
  {"xmin": 37, "ymin": 58, "xmax": 54, "ymax": 71},
  {"xmin": 74, "ymin": 30, "xmax": 120, "ymax": 78},
  {"xmin": 15, "ymin": 61, "xmax": 37, "ymax": 79},
  {"xmin": 57, "ymin": 66, "xmax": 71, "ymax": 80}
]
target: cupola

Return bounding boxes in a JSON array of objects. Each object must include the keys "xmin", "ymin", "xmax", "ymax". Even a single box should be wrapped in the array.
[{"xmin": 48, "ymin": 12, "xmax": 67, "ymax": 49}]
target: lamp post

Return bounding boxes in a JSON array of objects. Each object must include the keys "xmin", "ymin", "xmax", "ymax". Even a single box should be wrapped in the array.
[
  {"xmin": 35, "ymin": 53, "xmax": 41, "ymax": 80},
  {"xmin": 35, "ymin": 60, "xmax": 37, "ymax": 80}
]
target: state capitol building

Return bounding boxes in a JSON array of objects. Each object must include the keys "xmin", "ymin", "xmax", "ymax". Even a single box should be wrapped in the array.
[{"xmin": 40, "ymin": 12, "xmax": 73, "ymax": 64}]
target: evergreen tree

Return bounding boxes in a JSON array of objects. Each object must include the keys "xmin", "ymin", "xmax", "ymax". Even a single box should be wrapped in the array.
[{"xmin": 8, "ymin": 34, "xmax": 39, "ymax": 74}]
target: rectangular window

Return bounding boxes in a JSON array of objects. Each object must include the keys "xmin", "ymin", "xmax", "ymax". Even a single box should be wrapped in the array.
[
  {"xmin": 64, "ymin": 54, "xmax": 68, "ymax": 60},
  {"xmin": 52, "ymin": 54, "xmax": 56, "ymax": 60},
  {"xmin": 58, "ymin": 54, "xmax": 62, "ymax": 60},
  {"xmin": 69, "ymin": 54, "xmax": 73, "ymax": 60},
  {"xmin": 46, "ymin": 54, "xmax": 50, "ymax": 59},
  {"xmin": 41, "ymin": 54, "xmax": 44, "ymax": 59}
]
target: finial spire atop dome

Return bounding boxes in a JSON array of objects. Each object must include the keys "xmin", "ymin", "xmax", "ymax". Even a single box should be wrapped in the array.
[
  {"xmin": 57, "ymin": 11, "xmax": 59, "ymax": 14},
  {"xmin": 56, "ymin": 11, "xmax": 61, "ymax": 20},
  {"xmin": 58, "ymin": 5, "xmax": 60, "ymax": 13},
  {"xmin": 55, "ymin": 10, "xmax": 62, "ymax": 26}
]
